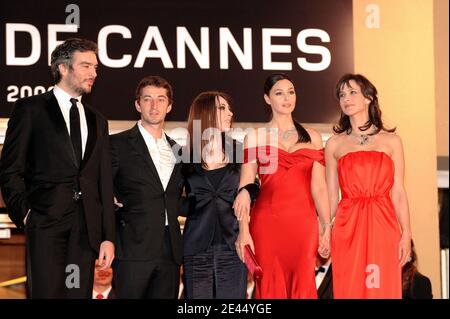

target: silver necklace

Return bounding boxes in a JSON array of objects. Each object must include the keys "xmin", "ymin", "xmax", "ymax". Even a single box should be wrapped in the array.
[
  {"xmin": 349, "ymin": 133, "xmax": 371, "ymax": 146},
  {"xmin": 279, "ymin": 128, "xmax": 297, "ymax": 141}
]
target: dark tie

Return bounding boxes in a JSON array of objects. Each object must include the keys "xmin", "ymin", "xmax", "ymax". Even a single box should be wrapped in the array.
[
  {"xmin": 70, "ymin": 98, "xmax": 82, "ymax": 166},
  {"xmin": 315, "ymin": 266, "xmax": 326, "ymax": 276}
]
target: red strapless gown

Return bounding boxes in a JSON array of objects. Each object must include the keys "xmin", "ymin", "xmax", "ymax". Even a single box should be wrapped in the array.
[
  {"xmin": 331, "ymin": 151, "xmax": 402, "ymax": 299},
  {"xmin": 244, "ymin": 146, "xmax": 324, "ymax": 299}
]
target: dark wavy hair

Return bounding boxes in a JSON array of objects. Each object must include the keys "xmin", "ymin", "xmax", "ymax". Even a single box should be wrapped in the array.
[
  {"xmin": 402, "ymin": 240, "xmax": 418, "ymax": 294},
  {"xmin": 50, "ymin": 38, "xmax": 98, "ymax": 84},
  {"xmin": 333, "ymin": 73, "xmax": 395, "ymax": 135},
  {"xmin": 264, "ymin": 73, "xmax": 311, "ymax": 143}
]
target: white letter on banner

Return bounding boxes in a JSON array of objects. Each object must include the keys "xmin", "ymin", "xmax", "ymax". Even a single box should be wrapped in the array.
[
  {"xmin": 134, "ymin": 26, "xmax": 173, "ymax": 68},
  {"xmin": 98, "ymin": 25, "xmax": 132, "ymax": 68},
  {"xmin": 6, "ymin": 23, "xmax": 41, "ymax": 66},
  {"xmin": 262, "ymin": 28, "xmax": 292, "ymax": 70},
  {"xmin": 177, "ymin": 27, "xmax": 210, "ymax": 69},
  {"xmin": 296, "ymin": 29, "xmax": 331, "ymax": 71},
  {"xmin": 219, "ymin": 27, "xmax": 252, "ymax": 70}
]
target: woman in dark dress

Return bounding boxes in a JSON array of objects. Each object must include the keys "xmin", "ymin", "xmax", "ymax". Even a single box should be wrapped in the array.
[
  {"xmin": 402, "ymin": 240, "xmax": 433, "ymax": 299},
  {"xmin": 182, "ymin": 91, "xmax": 256, "ymax": 299}
]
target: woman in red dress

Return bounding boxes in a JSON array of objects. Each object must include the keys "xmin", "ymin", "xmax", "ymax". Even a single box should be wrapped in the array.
[
  {"xmin": 233, "ymin": 73, "xmax": 332, "ymax": 298},
  {"xmin": 325, "ymin": 74, "xmax": 412, "ymax": 298}
]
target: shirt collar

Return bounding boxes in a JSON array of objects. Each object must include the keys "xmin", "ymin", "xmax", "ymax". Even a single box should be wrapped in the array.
[
  {"xmin": 137, "ymin": 120, "xmax": 168, "ymax": 145},
  {"xmin": 93, "ymin": 286, "xmax": 112, "ymax": 299},
  {"xmin": 53, "ymin": 85, "xmax": 81, "ymax": 106}
]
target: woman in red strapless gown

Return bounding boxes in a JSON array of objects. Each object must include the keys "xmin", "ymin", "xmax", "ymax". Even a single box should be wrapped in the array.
[
  {"xmin": 246, "ymin": 146, "xmax": 326, "ymax": 298},
  {"xmin": 234, "ymin": 73, "xmax": 332, "ymax": 299},
  {"xmin": 326, "ymin": 74, "xmax": 412, "ymax": 299}
]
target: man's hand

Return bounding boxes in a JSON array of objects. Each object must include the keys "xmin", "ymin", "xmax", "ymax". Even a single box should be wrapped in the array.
[{"xmin": 98, "ymin": 240, "xmax": 115, "ymax": 270}]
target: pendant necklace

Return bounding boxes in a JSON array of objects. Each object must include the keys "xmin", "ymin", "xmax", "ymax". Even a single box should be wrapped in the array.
[
  {"xmin": 348, "ymin": 130, "xmax": 374, "ymax": 146},
  {"xmin": 279, "ymin": 128, "xmax": 297, "ymax": 141}
]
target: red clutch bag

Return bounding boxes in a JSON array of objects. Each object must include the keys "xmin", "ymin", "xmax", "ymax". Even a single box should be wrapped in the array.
[{"xmin": 244, "ymin": 245, "xmax": 263, "ymax": 281}]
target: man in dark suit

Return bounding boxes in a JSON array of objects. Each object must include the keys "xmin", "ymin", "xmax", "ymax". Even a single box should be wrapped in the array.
[
  {"xmin": 316, "ymin": 255, "xmax": 333, "ymax": 299},
  {"xmin": 0, "ymin": 38, "xmax": 115, "ymax": 298},
  {"xmin": 111, "ymin": 75, "xmax": 184, "ymax": 298}
]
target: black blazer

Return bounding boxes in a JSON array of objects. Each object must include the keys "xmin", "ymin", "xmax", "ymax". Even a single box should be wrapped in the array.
[
  {"xmin": 107, "ymin": 288, "xmax": 116, "ymax": 299},
  {"xmin": 317, "ymin": 264, "xmax": 333, "ymax": 299},
  {"xmin": 182, "ymin": 162, "xmax": 241, "ymax": 256},
  {"xmin": 110, "ymin": 124, "xmax": 184, "ymax": 264},
  {"xmin": 181, "ymin": 138, "xmax": 244, "ymax": 256},
  {"xmin": 0, "ymin": 91, "xmax": 115, "ymax": 250}
]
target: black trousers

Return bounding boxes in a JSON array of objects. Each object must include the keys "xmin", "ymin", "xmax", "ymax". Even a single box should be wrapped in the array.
[
  {"xmin": 25, "ymin": 201, "xmax": 96, "ymax": 298},
  {"xmin": 113, "ymin": 227, "xmax": 180, "ymax": 299},
  {"xmin": 183, "ymin": 244, "xmax": 247, "ymax": 299}
]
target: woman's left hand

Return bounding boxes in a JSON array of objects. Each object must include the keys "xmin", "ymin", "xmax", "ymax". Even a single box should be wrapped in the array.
[
  {"xmin": 398, "ymin": 232, "xmax": 412, "ymax": 268},
  {"xmin": 318, "ymin": 226, "xmax": 331, "ymax": 258}
]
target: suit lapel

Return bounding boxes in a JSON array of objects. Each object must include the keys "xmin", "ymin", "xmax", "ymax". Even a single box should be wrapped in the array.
[
  {"xmin": 318, "ymin": 264, "xmax": 332, "ymax": 298},
  {"xmin": 45, "ymin": 91, "xmax": 78, "ymax": 169},
  {"xmin": 129, "ymin": 125, "xmax": 164, "ymax": 190},
  {"xmin": 81, "ymin": 105, "xmax": 97, "ymax": 169}
]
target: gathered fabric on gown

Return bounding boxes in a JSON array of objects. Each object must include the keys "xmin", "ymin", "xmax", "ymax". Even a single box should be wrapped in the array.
[
  {"xmin": 244, "ymin": 146, "xmax": 324, "ymax": 299},
  {"xmin": 331, "ymin": 151, "xmax": 402, "ymax": 299}
]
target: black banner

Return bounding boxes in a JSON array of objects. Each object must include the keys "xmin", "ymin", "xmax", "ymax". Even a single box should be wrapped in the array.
[{"xmin": 0, "ymin": 0, "xmax": 354, "ymax": 123}]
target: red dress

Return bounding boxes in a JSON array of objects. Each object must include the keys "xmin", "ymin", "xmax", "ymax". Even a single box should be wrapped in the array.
[
  {"xmin": 331, "ymin": 151, "xmax": 402, "ymax": 298},
  {"xmin": 245, "ymin": 146, "xmax": 324, "ymax": 299}
]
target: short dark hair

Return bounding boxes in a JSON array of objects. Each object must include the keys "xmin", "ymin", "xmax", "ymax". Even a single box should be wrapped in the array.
[
  {"xmin": 50, "ymin": 38, "xmax": 98, "ymax": 84},
  {"xmin": 135, "ymin": 75, "xmax": 173, "ymax": 103}
]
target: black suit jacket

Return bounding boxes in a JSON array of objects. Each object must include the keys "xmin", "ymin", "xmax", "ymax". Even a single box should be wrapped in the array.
[
  {"xmin": 0, "ymin": 90, "xmax": 115, "ymax": 250},
  {"xmin": 110, "ymin": 124, "xmax": 184, "ymax": 264},
  {"xmin": 107, "ymin": 288, "xmax": 116, "ymax": 299},
  {"xmin": 317, "ymin": 264, "xmax": 333, "ymax": 299}
]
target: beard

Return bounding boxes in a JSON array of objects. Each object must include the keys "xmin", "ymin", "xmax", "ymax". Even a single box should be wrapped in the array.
[
  {"xmin": 66, "ymin": 71, "xmax": 94, "ymax": 95},
  {"xmin": 70, "ymin": 80, "xmax": 92, "ymax": 95}
]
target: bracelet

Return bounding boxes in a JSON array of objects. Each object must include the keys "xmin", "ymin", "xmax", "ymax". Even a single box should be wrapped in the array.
[
  {"xmin": 320, "ymin": 221, "xmax": 333, "ymax": 228},
  {"xmin": 238, "ymin": 183, "xmax": 260, "ymax": 202}
]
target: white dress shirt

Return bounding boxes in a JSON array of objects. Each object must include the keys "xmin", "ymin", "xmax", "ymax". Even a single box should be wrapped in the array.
[
  {"xmin": 138, "ymin": 121, "xmax": 176, "ymax": 226},
  {"xmin": 53, "ymin": 85, "xmax": 88, "ymax": 158},
  {"xmin": 93, "ymin": 286, "xmax": 112, "ymax": 299}
]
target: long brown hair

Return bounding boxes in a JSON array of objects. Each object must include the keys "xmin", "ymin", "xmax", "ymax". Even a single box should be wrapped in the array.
[
  {"xmin": 186, "ymin": 91, "xmax": 233, "ymax": 168},
  {"xmin": 333, "ymin": 73, "xmax": 395, "ymax": 135}
]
